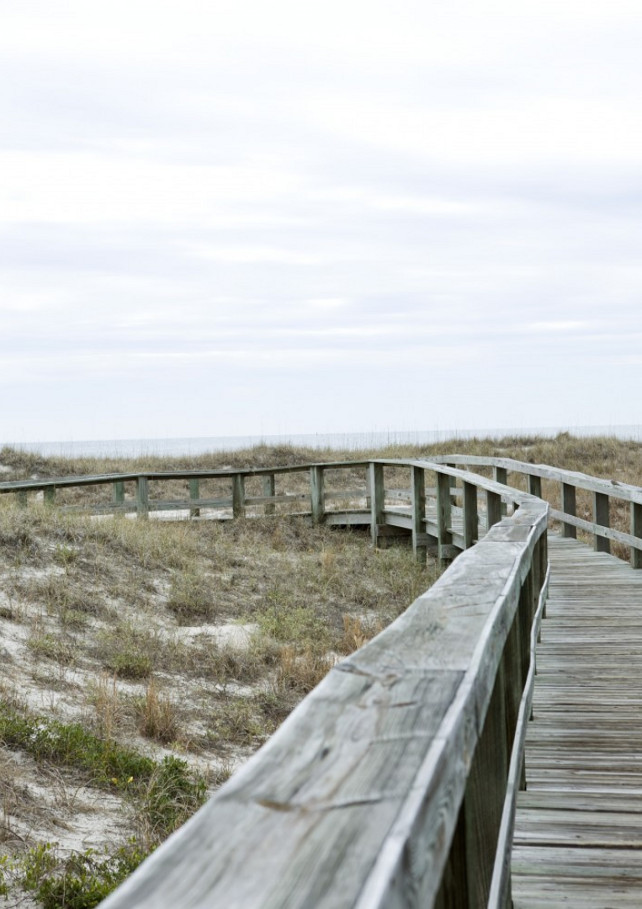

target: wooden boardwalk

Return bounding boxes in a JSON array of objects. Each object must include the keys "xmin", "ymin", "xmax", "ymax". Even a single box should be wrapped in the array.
[
  {"xmin": 512, "ymin": 533, "xmax": 642, "ymax": 907},
  {"xmin": 10, "ymin": 455, "xmax": 642, "ymax": 905}
]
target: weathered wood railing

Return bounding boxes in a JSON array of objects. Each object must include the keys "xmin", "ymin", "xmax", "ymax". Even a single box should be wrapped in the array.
[
  {"xmin": 431, "ymin": 455, "xmax": 642, "ymax": 568},
  {"xmin": 0, "ymin": 459, "xmax": 523, "ymax": 565},
  {"xmin": 1, "ymin": 460, "xmax": 549, "ymax": 906}
]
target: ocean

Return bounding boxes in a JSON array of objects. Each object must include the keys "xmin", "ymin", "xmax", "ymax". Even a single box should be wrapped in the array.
[{"xmin": 6, "ymin": 425, "xmax": 642, "ymax": 459}]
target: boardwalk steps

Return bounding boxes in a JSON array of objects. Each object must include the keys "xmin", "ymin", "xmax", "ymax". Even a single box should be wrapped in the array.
[{"xmin": 512, "ymin": 534, "xmax": 642, "ymax": 907}]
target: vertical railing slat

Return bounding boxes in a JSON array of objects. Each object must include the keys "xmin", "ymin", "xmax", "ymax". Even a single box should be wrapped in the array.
[
  {"xmin": 463, "ymin": 481, "xmax": 478, "ymax": 549},
  {"xmin": 136, "ymin": 476, "xmax": 149, "ymax": 520},
  {"xmin": 310, "ymin": 466, "xmax": 325, "ymax": 524},
  {"xmin": 528, "ymin": 474, "xmax": 542, "ymax": 498},
  {"xmin": 263, "ymin": 474, "xmax": 276, "ymax": 515},
  {"xmin": 232, "ymin": 474, "xmax": 245, "ymax": 519},
  {"xmin": 486, "ymin": 490, "xmax": 502, "ymax": 531},
  {"xmin": 189, "ymin": 478, "xmax": 200, "ymax": 518},
  {"xmin": 561, "ymin": 482, "xmax": 577, "ymax": 538},
  {"xmin": 411, "ymin": 465, "xmax": 426, "ymax": 563},
  {"xmin": 369, "ymin": 463, "xmax": 384, "ymax": 546},
  {"xmin": 593, "ymin": 491, "xmax": 610, "ymax": 553},
  {"xmin": 631, "ymin": 502, "xmax": 642, "ymax": 569},
  {"xmin": 494, "ymin": 466, "xmax": 508, "ymax": 516},
  {"xmin": 436, "ymin": 471, "xmax": 453, "ymax": 564},
  {"xmin": 113, "ymin": 480, "xmax": 125, "ymax": 509}
]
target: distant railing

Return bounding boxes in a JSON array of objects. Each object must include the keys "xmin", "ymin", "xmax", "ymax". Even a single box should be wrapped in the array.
[
  {"xmin": 1, "ymin": 460, "xmax": 549, "ymax": 906},
  {"xmin": 0, "ymin": 458, "xmax": 530, "ymax": 563},
  {"xmin": 431, "ymin": 455, "xmax": 642, "ymax": 568}
]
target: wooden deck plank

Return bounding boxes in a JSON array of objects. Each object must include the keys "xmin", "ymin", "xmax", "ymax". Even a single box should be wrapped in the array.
[{"xmin": 512, "ymin": 534, "xmax": 642, "ymax": 906}]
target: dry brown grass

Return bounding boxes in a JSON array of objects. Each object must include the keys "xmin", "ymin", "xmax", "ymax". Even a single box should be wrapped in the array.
[
  {"xmin": 0, "ymin": 451, "xmax": 441, "ymax": 905},
  {"xmin": 88, "ymin": 674, "xmax": 123, "ymax": 739},
  {"xmin": 137, "ymin": 678, "xmax": 182, "ymax": 745}
]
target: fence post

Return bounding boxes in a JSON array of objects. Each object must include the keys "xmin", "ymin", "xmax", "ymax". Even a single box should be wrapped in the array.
[
  {"xmin": 528, "ymin": 474, "xmax": 542, "ymax": 498},
  {"xmin": 463, "ymin": 481, "xmax": 478, "ymax": 549},
  {"xmin": 411, "ymin": 465, "xmax": 426, "ymax": 563},
  {"xmin": 561, "ymin": 483, "xmax": 577, "ymax": 538},
  {"xmin": 631, "ymin": 502, "xmax": 642, "ymax": 569},
  {"xmin": 16, "ymin": 490, "xmax": 28, "ymax": 508},
  {"xmin": 189, "ymin": 478, "xmax": 200, "ymax": 518},
  {"xmin": 113, "ymin": 481, "xmax": 125, "ymax": 509},
  {"xmin": 486, "ymin": 490, "xmax": 502, "ymax": 531},
  {"xmin": 232, "ymin": 475, "xmax": 245, "ymax": 519},
  {"xmin": 310, "ymin": 466, "xmax": 325, "ymax": 524},
  {"xmin": 436, "ymin": 471, "xmax": 453, "ymax": 564},
  {"xmin": 593, "ymin": 492, "xmax": 610, "ymax": 553},
  {"xmin": 462, "ymin": 661, "xmax": 509, "ymax": 907},
  {"xmin": 494, "ymin": 466, "xmax": 508, "ymax": 515},
  {"xmin": 43, "ymin": 486, "xmax": 55, "ymax": 506},
  {"xmin": 368, "ymin": 463, "xmax": 384, "ymax": 546},
  {"xmin": 136, "ymin": 477, "xmax": 149, "ymax": 520},
  {"xmin": 263, "ymin": 474, "xmax": 276, "ymax": 516}
]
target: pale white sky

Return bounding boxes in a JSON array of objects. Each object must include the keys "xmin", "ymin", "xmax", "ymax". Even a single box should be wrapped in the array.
[{"xmin": 3, "ymin": 0, "xmax": 642, "ymax": 442}]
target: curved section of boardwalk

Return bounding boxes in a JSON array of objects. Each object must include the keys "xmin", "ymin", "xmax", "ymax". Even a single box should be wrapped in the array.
[{"xmin": 513, "ymin": 534, "xmax": 642, "ymax": 907}]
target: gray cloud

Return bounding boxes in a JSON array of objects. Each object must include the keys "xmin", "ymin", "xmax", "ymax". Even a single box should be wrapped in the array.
[{"xmin": 2, "ymin": 1, "xmax": 642, "ymax": 441}]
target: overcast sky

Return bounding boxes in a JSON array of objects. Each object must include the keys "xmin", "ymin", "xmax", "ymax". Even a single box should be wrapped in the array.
[{"xmin": 3, "ymin": 1, "xmax": 642, "ymax": 443}]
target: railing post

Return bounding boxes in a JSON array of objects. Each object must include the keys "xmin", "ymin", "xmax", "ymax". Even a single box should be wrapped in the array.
[
  {"xmin": 631, "ymin": 502, "xmax": 642, "ymax": 569},
  {"xmin": 444, "ymin": 462, "xmax": 459, "ymax": 507},
  {"xmin": 411, "ymin": 465, "xmax": 426, "ymax": 563},
  {"xmin": 528, "ymin": 474, "xmax": 542, "ymax": 498},
  {"xmin": 16, "ymin": 489, "xmax": 28, "ymax": 508},
  {"xmin": 534, "ymin": 531, "xmax": 546, "ymax": 611},
  {"xmin": 593, "ymin": 492, "xmax": 610, "ymax": 553},
  {"xmin": 368, "ymin": 463, "xmax": 384, "ymax": 546},
  {"xmin": 486, "ymin": 490, "xmax": 502, "ymax": 531},
  {"xmin": 436, "ymin": 471, "xmax": 453, "ymax": 564},
  {"xmin": 462, "ymin": 481, "xmax": 478, "ymax": 549},
  {"xmin": 43, "ymin": 486, "xmax": 55, "ymax": 506},
  {"xmin": 232, "ymin": 474, "xmax": 245, "ymax": 519},
  {"xmin": 518, "ymin": 566, "xmax": 534, "ymax": 730},
  {"xmin": 136, "ymin": 476, "xmax": 149, "ymax": 520},
  {"xmin": 263, "ymin": 474, "xmax": 276, "ymax": 516},
  {"xmin": 561, "ymin": 483, "xmax": 577, "ymax": 538},
  {"xmin": 310, "ymin": 466, "xmax": 325, "ymax": 524},
  {"xmin": 189, "ymin": 478, "xmax": 200, "ymax": 518},
  {"xmin": 463, "ymin": 661, "xmax": 509, "ymax": 907},
  {"xmin": 113, "ymin": 480, "xmax": 125, "ymax": 508},
  {"xmin": 494, "ymin": 466, "xmax": 508, "ymax": 515}
]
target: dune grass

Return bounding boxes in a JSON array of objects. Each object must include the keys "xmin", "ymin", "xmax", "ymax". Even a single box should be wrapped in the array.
[
  {"xmin": 1, "ymin": 432, "xmax": 641, "ymax": 906},
  {"xmin": 0, "ymin": 442, "xmax": 441, "ymax": 907}
]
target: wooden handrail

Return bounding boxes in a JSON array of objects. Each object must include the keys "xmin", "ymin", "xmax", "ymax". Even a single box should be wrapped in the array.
[
  {"xmin": 429, "ymin": 455, "xmax": 642, "ymax": 502},
  {"xmin": 431, "ymin": 454, "xmax": 642, "ymax": 568},
  {"xmin": 0, "ymin": 459, "xmax": 556, "ymax": 904},
  {"xmin": 8, "ymin": 454, "xmax": 642, "ymax": 902},
  {"xmin": 21, "ymin": 460, "xmax": 540, "ymax": 908}
]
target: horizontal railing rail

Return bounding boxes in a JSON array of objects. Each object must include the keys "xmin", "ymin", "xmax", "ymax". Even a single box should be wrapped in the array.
[
  {"xmin": 0, "ymin": 459, "xmax": 535, "ymax": 564},
  {"xmin": 431, "ymin": 454, "xmax": 642, "ymax": 568}
]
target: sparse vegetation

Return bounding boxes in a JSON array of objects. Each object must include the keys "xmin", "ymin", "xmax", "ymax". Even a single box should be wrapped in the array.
[
  {"xmin": 136, "ymin": 678, "xmax": 182, "ymax": 745},
  {"xmin": 0, "ymin": 839, "xmax": 147, "ymax": 908},
  {"xmin": 1, "ymin": 433, "xmax": 640, "ymax": 906},
  {"xmin": 167, "ymin": 569, "xmax": 216, "ymax": 624}
]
